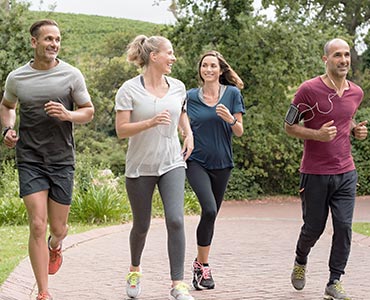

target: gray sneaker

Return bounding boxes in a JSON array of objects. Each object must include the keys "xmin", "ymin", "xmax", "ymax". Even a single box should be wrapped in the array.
[
  {"xmin": 324, "ymin": 280, "xmax": 351, "ymax": 300},
  {"xmin": 126, "ymin": 271, "xmax": 142, "ymax": 298},
  {"xmin": 169, "ymin": 282, "xmax": 194, "ymax": 300},
  {"xmin": 291, "ymin": 261, "xmax": 306, "ymax": 290}
]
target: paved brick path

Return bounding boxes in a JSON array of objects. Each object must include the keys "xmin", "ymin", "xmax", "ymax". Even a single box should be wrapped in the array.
[{"xmin": 1, "ymin": 196, "xmax": 369, "ymax": 300}]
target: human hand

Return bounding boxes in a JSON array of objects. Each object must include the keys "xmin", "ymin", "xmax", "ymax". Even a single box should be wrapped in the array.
[
  {"xmin": 317, "ymin": 120, "xmax": 337, "ymax": 142},
  {"xmin": 44, "ymin": 101, "xmax": 72, "ymax": 122},
  {"xmin": 181, "ymin": 133, "xmax": 193, "ymax": 161},
  {"xmin": 353, "ymin": 120, "xmax": 368, "ymax": 140},
  {"xmin": 153, "ymin": 110, "xmax": 171, "ymax": 127},
  {"xmin": 216, "ymin": 104, "xmax": 234, "ymax": 124},
  {"xmin": 3, "ymin": 129, "xmax": 18, "ymax": 149}
]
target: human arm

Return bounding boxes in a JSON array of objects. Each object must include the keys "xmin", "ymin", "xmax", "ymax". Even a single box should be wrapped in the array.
[
  {"xmin": 350, "ymin": 119, "xmax": 368, "ymax": 140},
  {"xmin": 215, "ymin": 104, "xmax": 243, "ymax": 137},
  {"xmin": 0, "ymin": 98, "xmax": 19, "ymax": 148},
  {"xmin": 178, "ymin": 111, "xmax": 194, "ymax": 160},
  {"xmin": 44, "ymin": 100, "xmax": 94, "ymax": 124},
  {"xmin": 115, "ymin": 109, "xmax": 172, "ymax": 139},
  {"xmin": 284, "ymin": 120, "xmax": 337, "ymax": 142}
]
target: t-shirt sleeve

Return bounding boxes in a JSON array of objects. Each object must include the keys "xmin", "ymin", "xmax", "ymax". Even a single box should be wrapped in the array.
[
  {"xmin": 71, "ymin": 68, "xmax": 91, "ymax": 105},
  {"xmin": 3, "ymin": 72, "xmax": 18, "ymax": 103},
  {"xmin": 115, "ymin": 81, "xmax": 133, "ymax": 111},
  {"xmin": 291, "ymin": 82, "xmax": 318, "ymax": 123},
  {"xmin": 232, "ymin": 87, "xmax": 245, "ymax": 114},
  {"xmin": 292, "ymin": 82, "xmax": 311, "ymax": 109}
]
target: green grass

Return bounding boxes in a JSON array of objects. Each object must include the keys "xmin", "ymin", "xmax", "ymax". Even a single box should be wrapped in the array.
[
  {"xmin": 0, "ymin": 226, "xmax": 29, "ymax": 285},
  {"xmin": 0, "ymin": 223, "xmax": 110, "ymax": 285},
  {"xmin": 353, "ymin": 222, "xmax": 370, "ymax": 236}
]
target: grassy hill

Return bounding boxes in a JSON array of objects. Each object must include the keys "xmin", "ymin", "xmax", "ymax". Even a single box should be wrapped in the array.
[{"xmin": 25, "ymin": 10, "xmax": 165, "ymax": 64}]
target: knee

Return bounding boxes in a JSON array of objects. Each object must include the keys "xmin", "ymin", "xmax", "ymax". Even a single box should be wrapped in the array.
[
  {"xmin": 49, "ymin": 223, "xmax": 68, "ymax": 241},
  {"xmin": 333, "ymin": 220, "xmax": 352, "ymax": 233},
  {"xmin": 202, "ymin": 208, "xmax": 217, "ymax": 223},
  {"xmin": 132, "ymin": 221, "xmax": 150, "ymax": 237},
  {"xmin": 302, "ymin": 224, "xmax": 325, "ymax": 240},
  {"xmin": 29, "ymin": 217, "xmax": 48, "ymax": 239},
  {"xmin": 166, "ymin": 215, "xmax": 184, "ymax": 232}
]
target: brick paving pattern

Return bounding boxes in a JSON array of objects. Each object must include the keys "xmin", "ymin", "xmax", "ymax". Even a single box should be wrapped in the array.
[{"xmin": 1, "ymin": 196, "xmax": 369, "ymax": 300}]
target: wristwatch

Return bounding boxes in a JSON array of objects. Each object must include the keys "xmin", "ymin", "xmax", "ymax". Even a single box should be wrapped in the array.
[
  {"xmin": 2, "ymin": 126, "xmax": 12, "ymax": 137},
  {"xmin": 229, "ymin": 116, "xmax": 237, "ymax": 126}
]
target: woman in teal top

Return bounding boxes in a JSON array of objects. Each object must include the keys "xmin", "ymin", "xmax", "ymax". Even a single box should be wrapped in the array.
[{"xmin": 186, "ymin": 51, "xmax": 245, "ymax": 291}]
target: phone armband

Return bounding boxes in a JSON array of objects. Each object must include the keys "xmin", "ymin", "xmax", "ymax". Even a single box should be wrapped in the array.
[{"xmin": 284, "ymin": 104, "xmax": 300, "ymax": 125}]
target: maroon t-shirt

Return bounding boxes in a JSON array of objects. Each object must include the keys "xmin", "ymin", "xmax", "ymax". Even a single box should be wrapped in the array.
[{"xmin": 293, "ymin": 76, "xmax": 363, "ymax": 175}]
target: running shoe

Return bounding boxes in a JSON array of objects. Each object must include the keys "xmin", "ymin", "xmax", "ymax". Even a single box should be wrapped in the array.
[
  {"xmin": 324, "ymin": 280, "xmax": 351, "ymax": 300},
  {"xmin": 48, "ymin": 235, "xmax": 63, "ymax": 275},
  {"xmin": 126, "ymin": 271, "xmax": 142, "ymax": 298},
  {"xmin": 291, "ymin": 261, "xmax": 306, "ymax": 290},
  {"xmin": 169, "ymin": 282, "xmax": 194, "ymax": 300},
  {"xmin": 192, "ymin": 259, "xmax": 215, "ymax": 290}
]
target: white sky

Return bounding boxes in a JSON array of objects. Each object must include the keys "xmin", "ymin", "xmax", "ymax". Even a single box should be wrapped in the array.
[
  {"xmin": 24, "ymin": 0, "xmax": 177, "ymax": 24},
  {"xmin": 24, "ymin": 0, "xmax": 272, "ymax": 24}
]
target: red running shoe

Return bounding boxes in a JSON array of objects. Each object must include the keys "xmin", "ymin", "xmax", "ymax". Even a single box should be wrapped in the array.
[
  {"xmin": 48, "ymin": 235, "xmax": 63, "ymax": 275},
  {"xmin": 36, "ymin": 291, "xmax": 53, "ymax": 300}
]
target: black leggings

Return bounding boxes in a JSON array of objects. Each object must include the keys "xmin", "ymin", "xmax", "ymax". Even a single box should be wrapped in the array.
[{"xmin": 186, "ymin": 161, "xmax": 231, "ymax": 247}]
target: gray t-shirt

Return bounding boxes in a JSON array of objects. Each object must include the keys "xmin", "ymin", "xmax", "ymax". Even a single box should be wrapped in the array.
[
  {"xmin": 4, "ymin": 59, "xmax": 91, "ymax": 165},
  {"xmin": 115, "ymin": 75, "xmax": 186, "ymax": 178}
]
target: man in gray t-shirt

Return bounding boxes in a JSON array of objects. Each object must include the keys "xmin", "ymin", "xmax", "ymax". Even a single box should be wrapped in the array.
[{"xmin": 0, "ymin": 19, "xmax": 94, "ymax": 300}]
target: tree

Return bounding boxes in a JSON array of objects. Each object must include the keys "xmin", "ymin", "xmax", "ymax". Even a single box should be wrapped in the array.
[
  {"xmin": 0, "ymin": 0, "xmax": 31, "ymax": 97},
  {"xmin": 261, "ymin": 0, "xmax": 370, "ymax": 78},
  {"xmin": 165, "ymin": 0, "xmax": 347, "ymax": 196},
  {"xmin": 0, "ymin": 0, "xmax": 32, "ymax": 163}
]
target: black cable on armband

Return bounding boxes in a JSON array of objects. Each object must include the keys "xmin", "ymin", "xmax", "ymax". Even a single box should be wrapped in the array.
[{"xmin": 284, "ymin": 104, "xmax": 300, "ymax": 125}]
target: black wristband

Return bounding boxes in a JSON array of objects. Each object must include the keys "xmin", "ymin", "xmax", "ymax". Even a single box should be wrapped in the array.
[
  {"xmin": 2, "ymin": 126, "xmax": 12, "ymax": 137},
  {"xmin": 230, "ymin": 116, "xmax": 237, "ymax": 126}
]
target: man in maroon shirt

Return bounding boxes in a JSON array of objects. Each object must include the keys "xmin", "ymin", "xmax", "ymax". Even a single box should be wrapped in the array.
[{"xmin": 284, "ymin": 38, "xmax": 367, "ymax": 300}]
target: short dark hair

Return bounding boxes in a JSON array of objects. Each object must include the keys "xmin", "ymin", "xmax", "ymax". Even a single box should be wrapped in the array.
[{"xmin": 29, "ymin": 19, "xmax": 59, "ymax": 38}]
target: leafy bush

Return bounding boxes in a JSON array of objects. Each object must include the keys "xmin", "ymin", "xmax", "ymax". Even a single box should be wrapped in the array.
[
  {"xmin": 352, "ymin": 107, "xmax": 370, "ymax": 195},
  {"xmin": 0, "ymin": 198, "xmax": 27, "ymax": 225},
  {"xmin": 226, "ymin": 167, "xmax": 264, "ymax": 200},
  {"xmin": 0, "ymin": 160, "xmax": 27, "ymax": 225},
  {"xmin": 70, "ymin": 184, "xmax": 130, "ymax": 224}
]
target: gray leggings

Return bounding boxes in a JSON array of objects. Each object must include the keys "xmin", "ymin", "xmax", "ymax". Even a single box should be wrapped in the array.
[{"xmin": 126, "ymin": 167, "xmax": 186, "ymax": 281}]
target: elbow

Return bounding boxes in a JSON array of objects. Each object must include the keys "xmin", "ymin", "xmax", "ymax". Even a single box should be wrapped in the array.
[
  {"xmin": 115, "ymin": 128, "xmax": 128, "ymax": 140},
  {"xmin": 284, "ymin": 122, "xmax": 296, "ymax": 137},
  {"xmin": 89, "ymin": 114, "xmax": 94, "ymax": 123},
  {"xmin": 116, "ymin": 129, "xmax": 124, "ymax": 140},
  {"xmin": 235, "ymin": 128, "xmax": 243, "ymax": 137},
  {"xmin": 284, "ymin": 122, "xmax": 289, "ymax": 132},
  {"xmin": 86, "ymin": 111, "xmax": 94, "ymax": 123},
  {"xmin": 77, "ymin": 106, "xmax": 94, "ymax": 124},
  {"xmin": 88, "ymin": 106, "xmax": 95, "ymax": 122},
  {"xmin": 90, "ymin": 106, "xmax": 95, "ymax": 119}
]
